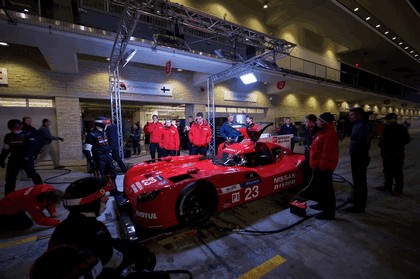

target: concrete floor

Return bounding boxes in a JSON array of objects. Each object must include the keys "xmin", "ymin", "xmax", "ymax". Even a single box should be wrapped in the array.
[{"xmin": 1, "ymin": 132, "xmax": 419, "ymax": 278}]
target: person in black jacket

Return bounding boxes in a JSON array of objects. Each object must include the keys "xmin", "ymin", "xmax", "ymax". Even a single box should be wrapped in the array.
[
  {"xmin": 279, "ymin": 117, "xmax": 298, "ymax": 151},
  {"xmin": 0, "ymin": 119, "xmax": 43, "ymax": 194},
  {"xmin": 36, "ymin": 118, "xmax": 64, "ymax": 169},
  {"xmin": 346, "ymin": 107, "xmax": 370, "ymax": 213},
  {"xmin": 130, "ymin": 122, "xmax": 141, "ymax": 156},
  {"xmin": 376, "ymin": 113, "xmax": 410, "ymax": 196},
  {"xmin": 83, "ymin": 116, "xmax": 118, "ymax": 195}
]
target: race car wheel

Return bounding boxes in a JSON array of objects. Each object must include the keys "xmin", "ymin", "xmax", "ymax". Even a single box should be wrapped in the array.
[{"xmin": 176, "ymin": 182, "xmax": 217, "ymax": 227}]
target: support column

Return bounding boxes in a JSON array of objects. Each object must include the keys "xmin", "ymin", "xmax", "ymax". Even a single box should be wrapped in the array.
[{"xmin": 55, "ymin": 97, "xmax": 84, "ymax": 165}]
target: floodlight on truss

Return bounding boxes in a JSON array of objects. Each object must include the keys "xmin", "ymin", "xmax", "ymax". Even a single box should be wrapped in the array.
[
  {"xmin": 240, "ymin": 72, "xmax": 257, "ymax": 84},
  {"xmin": 122, "ymin": 49, "xmax": 137, "ymax": 67}
]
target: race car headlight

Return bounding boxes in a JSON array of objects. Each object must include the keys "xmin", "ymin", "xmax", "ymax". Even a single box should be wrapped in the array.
[{"xmin": 136, "ymin": 189, "xmax": 162, "ymax": 204}]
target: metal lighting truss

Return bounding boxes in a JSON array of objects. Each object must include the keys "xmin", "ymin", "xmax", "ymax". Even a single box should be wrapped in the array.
[
  {"xmin": 109, "ymin": 0, "xmax": 141, "ymax": 160},
  {"xmin": 104, "ymin": 0, "xmax": 296, "ymax": 53},
  {"xmin": 106, "ymin": 0, "xmax": 296, "ymax": 157},
  {"xmin": 207, "ymin": 50, "xmax": 293, "ymax": 156}
]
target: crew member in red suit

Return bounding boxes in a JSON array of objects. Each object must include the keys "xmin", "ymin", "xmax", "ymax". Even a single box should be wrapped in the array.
[
  {"xmin": 189, "ymin": 112, "xmax": 212, "ymax": 156},
  {"xmin": 0, "ymin": 184, "xmax": 63, "ymax": 231},
  {"xmin": 160, "ymin": 119, "xmax": 180, "ymax": 157},
  {"xmin": 309, "ymin": 112, "xmax": 339, "ymax": 220},
  {"xmin": 144, "ymin": 115, "xmax": 164, "ymax": 160}
]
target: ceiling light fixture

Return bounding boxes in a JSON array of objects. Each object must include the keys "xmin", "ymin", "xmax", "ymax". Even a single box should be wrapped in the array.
[
  {"xmin": 384, "ymin": 31, "xmax": 389, "ymax": 34},
  {"xmin": 240, "ymin": 73, "xmax": 257, "ymax": 85},
  {"xmin": 365, "ymin": 16, "xmax": 370, "ymax": 20},
  {"xmin": 375, "ymin": 24, "xmax": 380, "ymax": 28},
  {"xmin": 353, "ymin": 7, "xmax": 359, "ymax": 12},
  {"xmin": 263, "ymin": 1, "xmax": 268, "ymax": 9},
  {"xmin": 399, "ymin": 42, "xmax": 403, "ymax": 45},
  {"xmin": 392, "ymin": 37, "xmax": 397, "ymax": 40},
  {"xmin": 404, "ymin": 47, "xmax": 408, "ymax": 50}
]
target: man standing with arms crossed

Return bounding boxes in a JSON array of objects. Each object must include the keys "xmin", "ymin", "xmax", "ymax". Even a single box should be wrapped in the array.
[{"xmin": 144, "ymin": 115, "xmax": 164, "ymax": 160}]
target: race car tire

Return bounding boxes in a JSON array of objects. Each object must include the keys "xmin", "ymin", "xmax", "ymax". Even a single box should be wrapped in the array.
[{"xmin": 176, "ymin": 181, "xmax": 217, "ymax": 227}]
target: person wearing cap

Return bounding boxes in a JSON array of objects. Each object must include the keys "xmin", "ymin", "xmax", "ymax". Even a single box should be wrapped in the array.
[
  {"xmin": 49, "ymin": 177, "xmax": 156, "ymax": 277},
  {"xmin": 189, "ymin": 112, "xmax": 212, "ymax": 156},
  {"xmin": 376, "ymin": 113, "xmax": 410, "ymax": 196},
  {"xmin": 83, "ymin": 116, "xmax": 118, "ymax": 195},
  {"xmin": 309, "ymin": 112, "xmax": 339, "ymax": 220},
  {"xmin": 144, "ymin": 115, "xmax": 164, "ymax": 160},
  {"xmin": 160, "ymin": 119, "xmax": 180, "ymax": 157},
  {"xmin": 0, "ymin": 184, "xmax": 63, "ymax": 231},
  {"xmin": 346, "ymin": 107, "xmax": 371, "ymax": 213}
]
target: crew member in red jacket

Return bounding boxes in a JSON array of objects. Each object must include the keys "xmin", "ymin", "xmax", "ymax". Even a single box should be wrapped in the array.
[
  {"xmin": 309, "ymin": 112, "xmax": 339, "ymax": 220},
  {"xmin": 144, "ymin": 115, "xmax": 164, "ymax": 160},
  {"xmin": 0, "ymin": 184, "xmax": 63, "ymax": 231},
  {"xmin": 160, "ymin": 119, "xmax": 180, "ymax": 157},
  {"xmin": 189, "ymin": 112, "xmax": 212, "ymax": 156}
]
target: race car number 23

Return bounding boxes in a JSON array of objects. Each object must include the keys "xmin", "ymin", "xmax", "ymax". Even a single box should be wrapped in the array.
[
  {"xmin": 245, "ymin": 185, "xmax": 259, "ymax": 201},
  {"xmin": 141, "ymin": 177, "xmax": 156, "ymax": 186}
]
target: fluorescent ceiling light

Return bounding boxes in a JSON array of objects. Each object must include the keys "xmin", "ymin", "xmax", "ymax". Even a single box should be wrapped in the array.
[
  {"xmin": 353, "ymin": 7, "xmax": 359, "ymax": 12},
  {"xmin": 0, "ymin": 42, "xmax": 9, "ymax": 46},
  {"xmin": 240, "ymin": 73, "xmax": 257, "ymax": 85},
  {"xmin": 365, "ymin": 17, "xmax": 370, "ymax": 20}
]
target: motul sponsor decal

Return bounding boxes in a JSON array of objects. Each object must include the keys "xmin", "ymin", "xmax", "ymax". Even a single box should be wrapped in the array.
[
  {"xmin": 135, "ymin": 211, "xmax": 157, "ymax": 219},
  {"xmin": 221, "ymin": 184, "xmax": 241, "ymax": 194},
  {"xmin": 274, "ymin": 173, "xmax": 296, "ymax": 190}
]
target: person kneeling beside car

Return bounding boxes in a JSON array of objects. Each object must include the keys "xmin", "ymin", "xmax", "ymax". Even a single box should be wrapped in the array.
[{"xmin": 0, "ymin": 184, "xmax": 63, "ymax": 232}]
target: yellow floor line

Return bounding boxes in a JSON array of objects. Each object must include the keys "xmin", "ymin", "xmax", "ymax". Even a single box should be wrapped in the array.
[
  {"xmin": 237, "ymin": 255, "xmax": 286, "ymax": 279},
  {"xmin": 0, "ymin": 236, "xmax": 38, "ymax": 249}
]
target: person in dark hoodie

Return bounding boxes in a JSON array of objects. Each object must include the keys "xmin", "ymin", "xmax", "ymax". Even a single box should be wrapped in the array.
[
  {"xmin": 376, "ymin": 113, "xmax": 410, "ymax": 196},
  {"xmin": 346, "ymin": 107, "xmax": 370, "ymax": 213}
]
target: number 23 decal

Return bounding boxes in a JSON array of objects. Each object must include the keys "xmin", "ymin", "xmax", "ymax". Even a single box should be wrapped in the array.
[
  {"xmin": 141, "ymin": 177, "xmax": 156, "ymax": 186},
  {"xmin": 245, "ymin": 186, "xmax": 259, "ymax": 200}
]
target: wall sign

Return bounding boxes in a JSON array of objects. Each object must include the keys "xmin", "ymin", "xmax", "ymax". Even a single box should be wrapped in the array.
[
  {"xmin": 165, "ymin": 61, "xmax": 172, "ymax": 76},
  {"xmin": 277, "ymin": 80, "xmax": 286, "ymax": 90},
  {"xmin": 224, "ymin": 91, "xmax": 257, "ymax": 102},
  {"xmin": 119, "ymin": 80, "xmax": 173, "ymax": 97},
  {"xmin": 0, "ymin": 68, "xmax": 8, "ymax": 85}
]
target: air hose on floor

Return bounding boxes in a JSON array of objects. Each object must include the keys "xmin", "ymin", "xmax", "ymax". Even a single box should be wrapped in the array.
[{"xmin": 216, "ymin": 172, "xmax": 354, "ymax": 235}]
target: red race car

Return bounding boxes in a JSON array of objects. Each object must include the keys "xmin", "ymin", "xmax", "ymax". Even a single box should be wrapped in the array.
[{"xmin": 122, "ymin": 123, "xmax": 305, "ymax": 231}]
